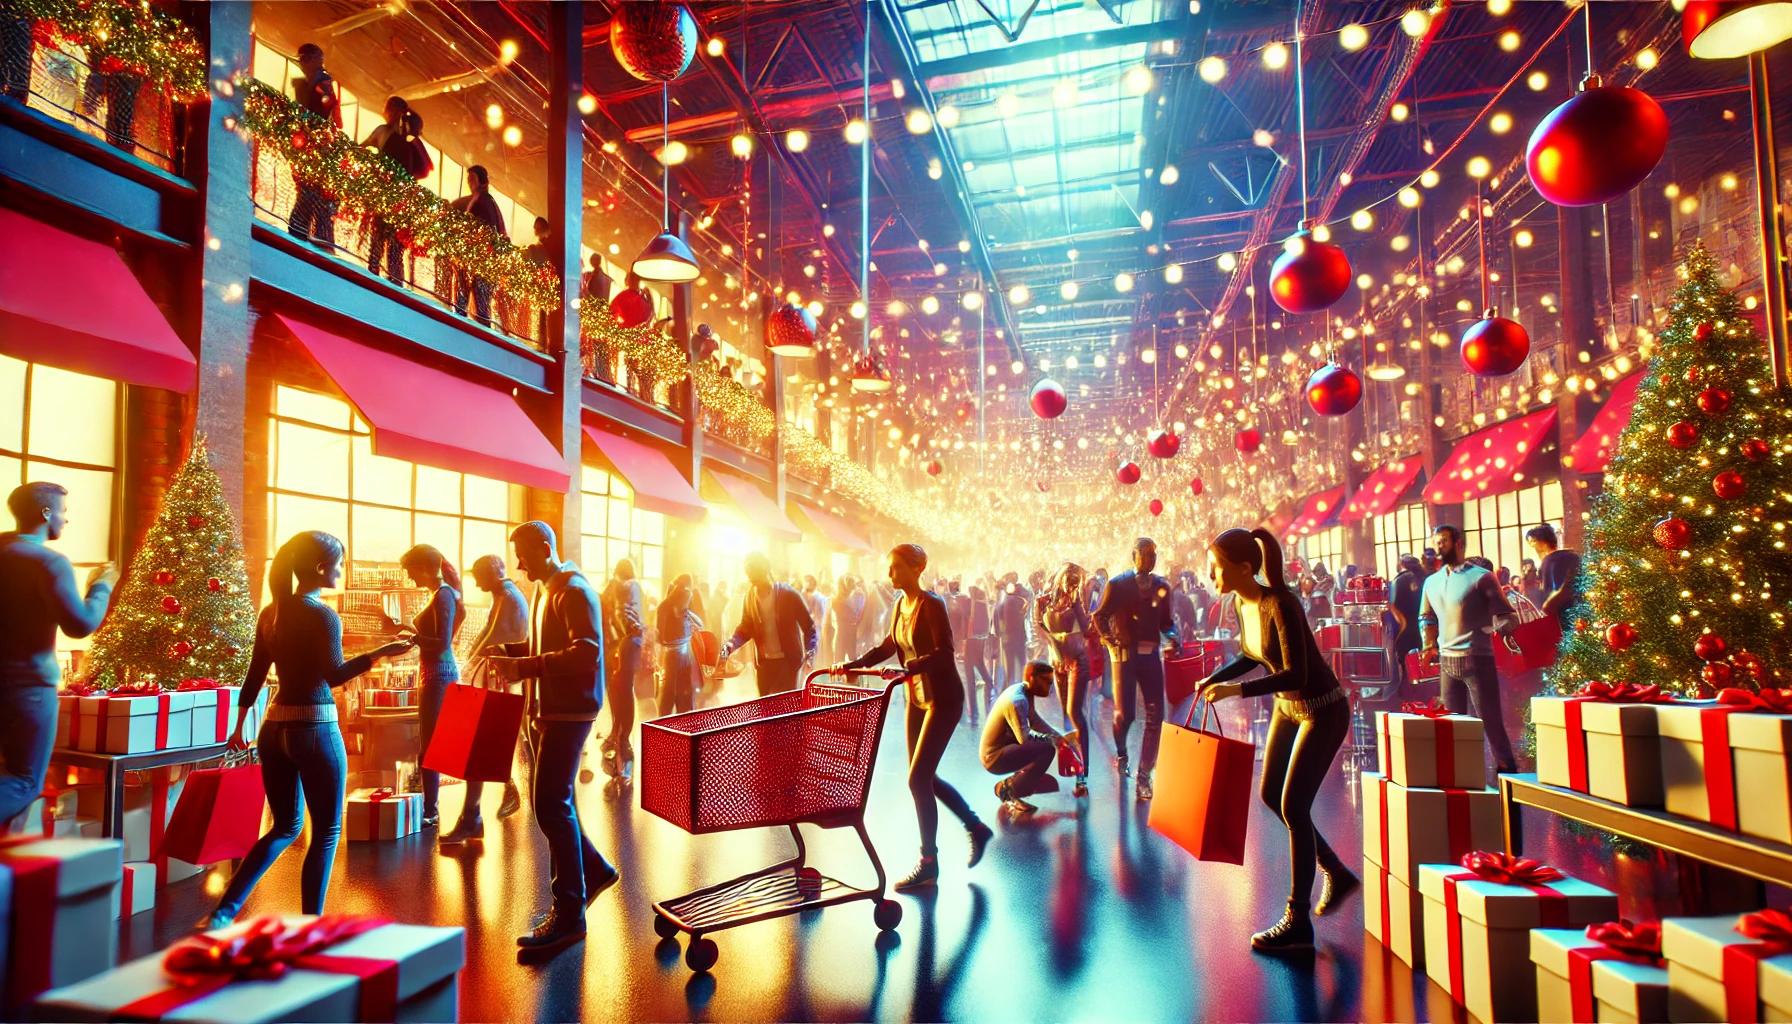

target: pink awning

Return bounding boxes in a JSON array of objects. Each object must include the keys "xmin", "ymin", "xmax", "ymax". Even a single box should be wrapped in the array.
[
  {"xmin": 1569, "ymin": 372, "xmax": 1645, "ymax": 475},
  {"xmin": 1340, "ymin": 458, "xmax": 1423, "ymax": 525},
  {"xmin": 583, "ymin": 425, "xmax": 706, "ymax": 521},
  {"xmin": 705, "ymin": 468, "xmax": 801, "ymax": 541},
  {"xmin": 794, "ymin": 499, "xmax": 873, "ymax": 553},
  {"xmin": 0, "ymin": 207, "xmax": 194, "ymax": 391},
  {"xmin": 277, "ymin": 314, "xmax": 569, "ymax": 491},
  {"xmin": 1426, "ymin": 408, "xmax": 1558, "ymax": 504},
  {"xmin": 1289, "ymin": 486, "xmax": 1346, "ymax": 536}
]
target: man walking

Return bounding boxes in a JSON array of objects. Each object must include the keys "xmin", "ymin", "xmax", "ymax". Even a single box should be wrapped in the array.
[
  {"xmin": 599, "ymin": 558, "xmax": 644, "ymax": 784},
  {"xmin": 1093, "ymin": 537, "xmax": 1179, "ymax": 801},
  {"xmin": 1418, "ymin": 525, "xmax": 1521, "ymax": 774},
  {"xmin": 717, "ymin": 553, "xmax": 816, "ymax": 695}
]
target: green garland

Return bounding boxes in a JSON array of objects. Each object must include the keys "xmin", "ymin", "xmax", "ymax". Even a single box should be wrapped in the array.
[{"xmin": 15, "ymin": 0, "xmax": 206, "ymax": 97}]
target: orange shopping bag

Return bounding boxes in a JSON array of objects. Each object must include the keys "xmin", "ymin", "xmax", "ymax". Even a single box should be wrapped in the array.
[{"xmin": 1147, "ymin": 697, "xmax": 1254, "ymax": 863}]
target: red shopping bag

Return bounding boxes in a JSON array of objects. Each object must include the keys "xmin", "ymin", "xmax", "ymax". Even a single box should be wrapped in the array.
[
  {"xmin": 1056, "ymin": 739, "xmax": 1085, "ymax": 777},
  {"xmin": 422, "ymin": 683, "xmax": 525, "ymax": 782},
  {"xmin": 1164, "ymin": 653, "xmax": 1206, "ymax": 705},
  {"xmin": 1406, "ymin": 650, "xmax": 1440, "ymax": 682},
  {"xmin": 159, "ymin": 760, "xmax": 264, "ymax": 864},
  {"xmin": 1147, "ymin": 698, "xmax": 1254, "ymax": 863},
  {"xmin": 1494, "ymin": 615, "xmax": 1563, "ymax": 676},
  {"xmin": 693, "ymin": 629, "xmax": 720, "ymax": 668}
]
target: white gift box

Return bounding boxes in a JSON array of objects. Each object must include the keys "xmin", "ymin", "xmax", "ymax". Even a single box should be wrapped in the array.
[
  {"xmin": 183, "ymin": 686, "xmax": 242, "ymax": 746},
  {"xmin": 55, "ymin": 694, "xmax": 79, "ymax": 747},
  {"xmin": 1533, "ymin": 697, "xmax": 1665, "ymax": 806},
  {"xmin": 37, "ymin": 917, "xmax": 465, "ymax": 1023},
  {"xmin": 1363, "ymin": 771, "xmax": 1502, "ymax": 885},
  {"xmin": 1365, "ymin": 854, "xmax": 1424, "ymax": 967},
  {"xmin": 1662, "ymin": 915, "xmax": 1792, "ymax": 1023},
  {"xmin": 1376, "ymin": 710, "xmax": 1487, "ymax": 790},
  {"xmin": 1658, "ymin": 704, "xmax": 1792, "ymax": 841},
  {"xmin": 113, "ymin": 862, "xmax": 156, "ymax": 920},
  {"xmin": 0, "ymin": 838, "xmax": 121, "ymax": 1006},
  {"xmin": 74, "ymin": 691, "xmax": 197, "ymax": 754},
  {"xmin": 1531, "ymin": 927, "xmax": 1669, "ymax": 1024},
  {"xmin": 1419, "ymin": 862, "xmax": 1619, "ymax": 1023},
  {"xmin": 346, "ymin": 789, "xmax": 424, "ymax": 841}
]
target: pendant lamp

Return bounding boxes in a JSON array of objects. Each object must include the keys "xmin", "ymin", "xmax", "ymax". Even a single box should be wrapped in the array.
[
  {"xmin": 634, "ymin": 82, "xmax": 701, "ymax": 283},
  {"xmin": 849, "ymin": 352, "xmax": 893, "ymax": 392},
  {"xmin": 1683, "ymin": 1, "xmax": 1792, "ymax": 58}
]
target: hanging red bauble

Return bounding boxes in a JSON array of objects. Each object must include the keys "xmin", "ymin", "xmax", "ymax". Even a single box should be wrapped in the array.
[
  {"xmin": 153, "ymin": 570, "xmax": 175, "ymax": 587},
  {"xmin": 952, "ymin": 402, "xmax": 972, "ymax": 422},
  {"xmin": 207, "ymin": 577, "xmax": 223, "ymax": 592},
  {"xmin": 1034, "ymin": 480, "xmax": 1050, "ymax": 492},
  {"xmin": 1116, "ymin": 461, "xmax": 1142, "ymax": 485},
  {"xmin": 185, "ymin": 514, "xmax": 206, "ymax": 529},
  {"xmin": 1653, "ymin": 515, "xmax": 1692, "ymax": 550},
  {"xmin": 160, "ymin": 596, "xmax": 182, "ymax": 615},
  {"xmin": 170, "ymin": 640, "xmax": 193, "ymax": 659},
  {"xmin": 1741, "ymin": 437, "xmax": 1770, "ymax": 461},
  {"xmin": 1148, "ymin": 499, "xmax": 1164, "ymax": 517},
  {"xmin": 766, "ymin": 302, "xmax": 818, "ymax": 356},
  {"xmin": 925, "ymin": 460, "xmax": 942, "ymax": 477},
  {"xmin": 1147, "ymin": 429, "xmax": 1181, "ymax": 459},
  {"xmin": 1666, "ymin": 420, "xmax": 1700, "ymax": 449},
  {"xmin": 1189, "ymin": 477, "xmax": 1205, "ymax": 497},
  {"xmin": 1605, "ymin": 621, "xmax": 1638, "ymax": 651},
  {"xmin": 1305, "ymin": 362, "xmax": 1363, "ymax": 416},
  {"xmin": 1702, "ymin": 661, "xmax": 1734, "ymax": 690},
  {"xmin": 1459, "ymin": 312, "xmax": 1531, "ymax": 377},
  {"xmin": 609, "ymin": 287, "xmax": 653, "ymax": 329},
  {"xmin": 1734, "ymin": 651, "xmax": 1767, "ymax": 683},
  {"xmin": 1235, "ymin": 428, "xmax": 1262, "ymax": 454},
  {"xmin": 1695, "ymin": 633, "xmax": 1729, "ymax": 662},
  {"xmin": 609, "ymin": 2, "xmax": 700, "ymax": 84},
  {"xmin": 1030, "ymin": 378, "xmax": 1068, "ymax": 419},
  {"xmin": 1693, "ymin": 321, "xmax": 1714, "ymax": 343},
  {"xmin": 290, "ymin": 130, "xmax": 310, "ymax": 152},
  {"xmin": 1268, "ymin": 231, "xmax": 1352, "ymax": 313},
  {"xmin": 1713, "ymin": 469, "xmax": 1746, "ymax": 499},
  {"xmin": 1698, "ymin": 387, "xmax": 1733, "ymax": 415},
  {"xmin": 1524, "ymin": 76, "xmax": 1669, "ymax": 207}
]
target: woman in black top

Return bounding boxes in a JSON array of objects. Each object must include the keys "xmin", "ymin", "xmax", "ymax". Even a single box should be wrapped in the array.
[
  {"xmin": 398, "ymin": 544, "xmax": 463, "ymax": 832},
  {"xmin": 1199, "ymin": 528, "xmax": 1356, "ymax": 954},
  {"xmin": 205, "ymin": 532, "xmax": 411, "ymax": 928},
  {"xmin": 1035, "ymin": 562, "xmax": 1092, "ymax": 797},
  {"xmin": 842, "ymin": 544, "xmax": 993, "ymax": 890}
]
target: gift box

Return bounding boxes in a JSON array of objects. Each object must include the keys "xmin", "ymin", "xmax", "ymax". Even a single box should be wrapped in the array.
[
  {"xmin": 1377, "ymin": 705, "xmax": 1487, "ymax": 790},
  {"xmin": 364, "ymin": 688, "xmax": 416, "ymax": 708},
  {"xmin": 1534, "ymin": 688, "xmax": 1668, "ymax": 806},
  {"xmin": 113, "ymin": 862, "xmax": 156, "ymax": 920},
  {"xmin": 181, "ymin": 684, "xmax": 241, "ymax": 746},
  {"xmin": 114, "ymin": 770, "xmax": 204, "ymax": 885},
  {"xmin": 1662, "ymin": 912, "xmax": 1792, "ymax": 1024},
  {"xmin": 1532, "ymin": 925, "xmax": 1669, "ymax": 1024},
  {"xmin": 0, "ymin": 837, "xmax": 121, "ymax": 1006},
  {"xmin": 74, "ymin": 690, "xmax": 197, "ymax": 754},
  {"xmin": 1658, "ymin": 693, "xmax": 1792, "ymax": 841},
  {"xmin": 1363, "ymin": 771, "xmax": 1502, "ymax": 884},
  {"xmin": 55, "ymin": 693, "xmax": 79, "ymax": 747},
  {"xmin": 35, "ymin": 914, "xmax": 465, "ymax": 1023},
  {"xmin": 8, "ymin": 784, "xmax": 85, "ymax": 838},
  {"xmin": 1365, "ymin": 854, "xmax": 1425, "ymax": 967},
  {"xmin": 1420, "ymin": 854, "xmax": 1619, "ymax": 1023},
  {"xmin": 345, "ymin": 788, "xmax": 423, "ymax": 841}
]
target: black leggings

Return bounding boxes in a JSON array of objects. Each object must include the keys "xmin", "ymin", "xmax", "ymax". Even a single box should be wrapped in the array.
[
  {"xmin": 1260, "ymin": 700, "xmax": 1350, "ymax": 909},
  {"xmin": 905, "ymin": 684, "xmax": 978, "ymax": 857},
  {"xmin": 1055, "ymin": 654, "xmax": 1091, "ymax": 772}
]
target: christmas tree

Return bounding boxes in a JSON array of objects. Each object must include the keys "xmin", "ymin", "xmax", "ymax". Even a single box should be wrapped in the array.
[
  {"xmin": 81, "ymin": 434, "xmax": 255, "ymax": 689},
  {"xmin": 1549, "ymin": 245, "xmax": 1792, "ymax": 697}
]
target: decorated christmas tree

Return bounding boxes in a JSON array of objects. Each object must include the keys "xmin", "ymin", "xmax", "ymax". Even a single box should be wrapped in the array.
[
  {"xmin": 1549, "ymin": 245, "xmax": 1792, "ymax": 697},
  {"xmin": 81, "ymin": 434, "xmax": 255, "ymax": 690}
]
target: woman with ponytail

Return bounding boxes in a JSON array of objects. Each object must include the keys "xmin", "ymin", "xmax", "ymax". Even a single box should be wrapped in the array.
[
  {"xmin": 1034, "ymin": 562, "xmax": 1093, "ymax": 797},
  {"xmin": 396, "ymin": 543, "xmax": 464, "ymax": 837},
  {"xmin": 1198, "ymin": 527, "xmax": 1355, "ymax": 954},
  {"xmin": 204, "ymin": 532, "xmax": 413, "ymax": 928}
]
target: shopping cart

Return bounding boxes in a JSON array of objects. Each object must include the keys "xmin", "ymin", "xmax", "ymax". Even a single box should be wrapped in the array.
[{"xmin": 640, "ymin": 667, "xmax": 907, "ymax": 973}]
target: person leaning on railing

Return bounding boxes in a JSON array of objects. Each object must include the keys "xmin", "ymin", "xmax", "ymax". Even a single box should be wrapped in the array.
[
  {"xmin": 286, "ymin": 43, "xmax": 343, "ymax": 249},
  {"xmin": 446, "ymin": 165, "xmax": 505, "ymax": 327}
]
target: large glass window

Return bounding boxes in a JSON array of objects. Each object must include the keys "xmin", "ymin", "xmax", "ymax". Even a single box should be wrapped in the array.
[
  {"xmin": 579, "ymin": 468, "xmax": 666, "ymax": 597},
  {"xmin": 1374, "ymin": 502, "xmax": 1433, "ymax": 578},
  {"xmin": 1462, "ymin": 481, "xmax": 1564, "ymax": 580},
  {"xmin": 1300, "ymin": 526, "xmax": 1346, "ymax": 580}
]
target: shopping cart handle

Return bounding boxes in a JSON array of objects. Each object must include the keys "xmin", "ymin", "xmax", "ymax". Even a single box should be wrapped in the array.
[{"xmin": 809, "ymin": 666, "xmax": 911, "ymax": 686}]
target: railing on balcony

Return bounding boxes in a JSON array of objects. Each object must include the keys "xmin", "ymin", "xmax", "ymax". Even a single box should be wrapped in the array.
[
  {"xmin": 581, "ymin": 333, "xmax": 680, "ymax": 412},
  {"xmin": 0, "ymin": 18, "xmax": 183, "ymax": 172}
]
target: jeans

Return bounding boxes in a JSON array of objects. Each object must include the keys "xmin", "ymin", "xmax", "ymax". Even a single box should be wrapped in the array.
[
  {"xmin": 214, "ymin": 720, "xmax": 347, "ymax": 917},
  {"xmin": 367, "ymin": 217, "xmax": 403, "ymax": 282},
  {"xmin": 1054, "ymin": 653, "xmax": 1091, "ymax": 774},
  {"xmin": 417, "ymin": 670, "xmax": 458, "ymax": 819},
  {"xmin": 1441, "ymin": 654, "xmax": 1519, "ymax": 772},
  {"xmin": 604, "ymin": 636, "xmax": 642, "ymax": 759},
  {"xmin": 659, "ymin": 641, "xmax": 697, "ymax": 716},
  {"xmin": 454, "ymin": 270, "xmax": 493, "ymax": 325},
  {"xmin": 0, "ymin": 685, "xmax": 57, "ymax": 825},
  {"xmin": 532, "ymin": 718, "xmax": 604, "ymax": 914},
  {"xmin": 999, "ymin": 641, "xmax": 1027, "ymax": 692},
  {"xmin": 1112, "ymin": 651, "xmax": 1166, "ymax": 775},
  {"xmin": 288, "ymin": 183, "xmax": 337, "ymax": 248},
  {"xmin": 982, "ymin": 736, "xmax": 1055, "ymax": 796}
]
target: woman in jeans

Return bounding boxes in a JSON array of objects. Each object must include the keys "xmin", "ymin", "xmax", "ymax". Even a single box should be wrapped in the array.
[
  {"xmin": 1034, "ymin": 563, "xmax": 1092, "ymax": 797},
  {"xmin": 656, "ymin": 574, "xmax": 701, "ymax": 715},
  {"xmin": 205, "ymin": 532, "xmax": 411, "ymax": 928},
  {"xmin": 397, "ymin": 544, "xmax": 464, "ymax": 831}
]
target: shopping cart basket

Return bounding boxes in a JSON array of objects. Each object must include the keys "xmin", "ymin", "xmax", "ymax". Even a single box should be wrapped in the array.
[{"xmin": 640, "ymin": 667, "xmax": 907, "ymax": 972}]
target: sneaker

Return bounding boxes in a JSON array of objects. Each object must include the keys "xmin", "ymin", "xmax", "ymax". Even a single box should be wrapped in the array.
[
  {"xmin": 966, "ymin": 821, "xmax": 994, "ymax": 868},
  {"xmin": 1251, "ymin": 906, "xmax": 1315, "ymax": 954},
  {"xmin": 420, "ymin": 814, "xmax": 440, "ymax": 830},
  {"xmin": 439, "ymin": 818, "xmax": 483, "ymax": 846},
  {"xmin": 994, "ymin": 777, "xmax": 1015, "ymax": 803},
  {"xmin": 498, "ymin": 782, "xmax": 522, "ymax": 819},
  {"xmin": 584, "ymin": 855, "xmax": 620, "ymax": 907},
  {"xmin": 1004, "ymin": 798, "xmax": 1038, "ymax": 816},
  {"xmin": 517, "ymin": 909, "xmax": 586, "ymax": 949},
  {"xmin": 894, "ymin": 857, "xmax": 940, "ymax": 891},
  {"xmin": 1135, "ymin": 772, "xmax": 1154, "ymax": 802},
  {"xmin": 1315, "ymin": 865, "xmax": 1360, "ymax": 917},
  {"xmin": 600, "ymin": 743, "xmax": 620, "ymax": 779}
]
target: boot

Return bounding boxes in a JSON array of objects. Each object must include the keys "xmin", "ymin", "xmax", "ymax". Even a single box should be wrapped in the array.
[
  {"xmin": 895, "ymin": 856, "xmax": 940, "ymax": 891},
  {"xmin": 497, "ymin": 781, "xmax": 522, "ymax": 819},
  {"xmin": 517, "ymin": 908, "xmax": 586, "ymax": 950},
  {"xmin": 438, "ymin": 817, "xmax": 484, "ymax": 846},
  {"xmin": 1251, "ymin": 904, "xmax": 1315, "ymax": 954},
  {"xmin": 1315, "ymin": 864, "xmax": 1360, "ymax": 917}
]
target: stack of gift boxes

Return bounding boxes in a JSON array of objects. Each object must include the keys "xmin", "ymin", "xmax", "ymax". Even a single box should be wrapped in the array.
[{"xmin": 55, "ymin": 681, "xmax": 268, "ymax": 754}]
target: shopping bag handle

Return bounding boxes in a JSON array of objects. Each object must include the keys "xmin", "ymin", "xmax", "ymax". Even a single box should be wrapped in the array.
[
  {"xmin": 218, "ymin": 747, "xmax": 258, "ymax": 769},
  {"xmin": 1184, "ymin": 692, "xmax": 1224, "ymax": 736}
]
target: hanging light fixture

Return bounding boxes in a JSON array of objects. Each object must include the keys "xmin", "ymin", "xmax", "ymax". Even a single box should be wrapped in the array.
[
  {"xmin": 633, "ymin": 82, "xmax": 700, "ymax": 283},
  {"xmin": 849, "ymin": 352, "xmax": 893, "ymax": 392},
  {"xmin": 844, "ymin": 6, "xmax": 886, "ymax": 389},
  {"xmin": 1683, "ymin": 1, "xmax": 1792, "ymax": 58}
]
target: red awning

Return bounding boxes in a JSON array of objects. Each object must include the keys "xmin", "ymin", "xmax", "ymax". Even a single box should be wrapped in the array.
[
  {"xmin": 1340, "ymin": 457, "xmax": 1423, "ymax": 525},
  {"xmin": 0, "ymin": 207, "xmax": 194, "ymax": 391},
  {"xmin": 1289, "ymin": 486, "xmax": 1346, "ymax": 536},
  {"xmin": 705, "ymin": 468, "xmax": 801, "ymax": 541},
  {"xmin": 1426, "ymin": 408, "xmax": 1559, "ymax": 504},
  {"xmin": 583, "ymin": 425, "xmax": 705, "ymax": 521},
  {"xmin": 1568, "ymin": 372, "xmax": 1645, "ymax": 475},
  {"xmin": 277, "ymin": 314, "xmax": 569, "ymax": 491},
  {"xmin": 793, "ymin": 499, "xmax": 873, "ymax": 554}
]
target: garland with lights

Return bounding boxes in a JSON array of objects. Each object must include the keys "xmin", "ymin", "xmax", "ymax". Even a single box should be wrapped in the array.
[
  {"xmin": 15, "ymin": 0, "xmax": 206, "ymax": 98},
  {"xmin": 239, "ymin": 79, "xmax": 560, "ymax": 309},
  {"xmin": 579, "ymin": 305, "xmax": 686, "ymax": 385}
]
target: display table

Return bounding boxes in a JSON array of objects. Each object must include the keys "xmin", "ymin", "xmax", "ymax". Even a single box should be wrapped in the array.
[{"xmin": 50, "ymin": 743, "xmax": 228, "ymax": 838}]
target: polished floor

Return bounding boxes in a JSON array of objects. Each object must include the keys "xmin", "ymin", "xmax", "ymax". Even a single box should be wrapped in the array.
[{"xmin": 117, "ymin": 679, "xmax": 1694, "ymax": 1022}]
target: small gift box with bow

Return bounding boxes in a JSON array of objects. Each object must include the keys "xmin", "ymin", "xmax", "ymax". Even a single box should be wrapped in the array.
[
  {"xmin": 73, "ymin": 687, "xmax": 199, "ymax": 754},
  {"xmin": 0, "ymin": 837, "xmax": 122, "ymax": 1008},
  {"xmin": 1420, "ymin": 852, "xmax": 1620, "ymax": 1023},
  {"xmin": 1658, "ymin": 689, "xmax": 1792, "ymax": 843},
  {"xmin": 1532, "ymin": 921, "xmax": 1669, "ymax": 1024},
  {"xmin": 1376, "ymin": 702, "xmax": 1488, "ymax": 790},
  {"xmin": 345, "ymin": 788, "xmax": 423, "ymax": 842},
  {"xmin": 35, "ymin": 914, "xmax": 465, "ymax": 1023},
  {"xmin": 1533, "ymin": 682, "xmax": 1674, "ymax": 807},
  {"xmin": 1662, "ymin": 910, "xmax": 1792, "ymax": 1024}
]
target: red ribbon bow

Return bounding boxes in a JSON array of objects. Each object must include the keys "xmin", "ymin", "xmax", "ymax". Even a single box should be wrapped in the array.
[
  {"xmin": 1585, "ymin": 920, "xmax": 1665, "ymax": 961},
  {"xmin": 1459, "ymin": 850, "xmax": 1564, "ymax": 886},
  {"xmin": 1720, "ymin": 688, "xmax": 1792, "ymax": 715},
  {"xmin": 109, "ymin": 682, "xmax": 165, "ymax": 697},
  {"xmin": 177, "ymin": 677, "xmax": 222, "ymax": 691},
  {"xmin": 1574, "ymin": 680, "xmax": 1674, "ymax": 704},
  {"xmin": 59, "ymin": 682, "xmax": 103, "ymax": 696},
  {"xmin": 1737, "ymin": 909, "xmax": 1792, "ymax": 950},
  {"xmin": 1399, "ymin": 700, "xmax": 1453, "ymax": 719},
  {"xmin": 161, "ymin": 915, "xmax": 388, "ymax": 985}
]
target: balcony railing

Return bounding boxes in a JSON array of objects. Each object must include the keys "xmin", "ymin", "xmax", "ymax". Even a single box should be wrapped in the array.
[{"xmin": 0, "ymin": 16, "xmax": 184, "ymax": 172}]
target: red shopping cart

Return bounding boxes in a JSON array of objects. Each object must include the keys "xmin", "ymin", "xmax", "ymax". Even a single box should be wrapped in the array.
[{"xmin": 640, "ymin": 667, "xmax": 907, "ymax": 972}]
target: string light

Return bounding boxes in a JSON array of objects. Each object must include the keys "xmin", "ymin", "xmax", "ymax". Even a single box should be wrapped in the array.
[
  {"xmin": 786, "ymin": 128, "xmax": 810, "ymax": 152},
  {"xmin": 844, "ymin": 118, "xmax": 868, "ymax": 144},
  {"xmin": 935, "ymin": 104, "xmax": 961, "ymax": 128},
  {"xmin": 1198, "ymin": 56, "xmax": 1227, "ymax": 83},
  {"xmin": 905, "ymin": 108, "xmax": 933, "ymax": 134},
  {"xmin": 1263, "ymin": 42, "xmax": 1289, "ymax": 69},
  {"xmin": 1339, "ymin": 23, "xmax": 1369, "ymax": 51}
]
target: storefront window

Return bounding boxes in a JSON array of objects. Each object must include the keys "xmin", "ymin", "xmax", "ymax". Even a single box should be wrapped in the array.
[
  {"xmin": 1300, "ymin": 525, "xmax": 1345, "ymax": 580},
  {"xmin": 1462, "ymin": 481, "xmax": 1564, "ymax": 580},
  {"xmin": 579, "ymin": 469, "xmax": 665, "ymax": 597},
  {"xmin": 1374, "ymin": 502, "xmax": 1433, "ymax": 578}
]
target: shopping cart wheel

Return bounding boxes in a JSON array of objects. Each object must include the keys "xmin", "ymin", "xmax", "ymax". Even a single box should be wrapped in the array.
[
  {"xmin": 686, "ymin": 937, "xmax": 719, "ymax": 973},
  {"xmin": 874, "ymin": 899, "xmax": 903, "ymax": 932},
  {"xmin": 653, "ymin": 912, "xmax": 680, "ymax": 940}
]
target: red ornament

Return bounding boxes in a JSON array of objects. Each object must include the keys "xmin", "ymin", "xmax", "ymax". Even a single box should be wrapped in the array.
[
  {"xmin": 185, "ymin": 514, "xmax": 206, "ymax": 530},
  {"xmin": 1525, "ymin": 79, "xmax": 1669, "ymax": 207},
  {"xmin": 1702, "ymin": 661, "xmax": 1735, "ymax": 690},
  {"xmin": 1694, "ymin": 321, "xmax": 1714, "ymax": 343},
  {"xmin": 1741, "ymin": 437, "xmax": 1770, "ymax": 461},
  {"xmin": 1666, "ymin": 421, "xmax": 1700, "ymax": 449},
  {"xmin": 1148, "ymin": 499, "xmax": 1164, "ymax": 517},
  {"xmin": 1713, "ymin": 469, "xmax": 1747, "ymax": 499},
  {"xmin": 1653, "ymin": 516, "xmax": 1692, "ymax": 550},
  {"xmin": 1147, "ymin": 429, "xmax": 1182, "ymax": 459},
  {"xmin": 170, "ymin": 641, "xmax": 193, "ymax": 659},
  {"xmin": 1460, "ymin": 313, "xmax": 1532, "ymax": 376},
  {"xmin": 925, "ymin": 460, "xmax": 942, "ymax": 477},
  {"xmin": 1235, "ymin": 428, "xmax": 1262, "ymax": 454},
  {"xmin": 1686, "ymin": 366, "xmax": 1702, "ymax": 384},
  {"xmin": 608, "ymin": 287, "xmax": 653, "ymax": 329},
  {"xmin": 1189, "ymin": 477, "xmax": 1205, "ymax": 497},
  {"xmin": 1605, "ymin": 622, "xmax": 1638, "ymax": 651},
  {"xmin": 153, "ymin": 570, "xmax": 175, "ymax": 587},
  {"xmin": 1698, "ymin": 387, "xmax": 1733, "ymax": 416},
  {"xmin": 766, "ymin": 302, "xmax": 818, "ymax": 356},
  {"xmin": 1694, "ymin": 633, "xmax": 1729, "ymax": 662},
  {"xmin": 160, "ymin": 596, "xmax": 182, "ymax": 615},
  {"xmin": 1734, "ymin": 651, "xmax": 1767, "ymax": 683},
  {"xmin": 1305, "ymin": 363, "xmax": 1363, "ymax": 416},
  {"xmin": 1116, "ymin": 461, "xmax": 1142, "ymax": 485},
  {"xmin": 1030, "ymin": 378, "xmax": 1068, "ymax": 419},
  {"xmin": 1268, "ymin": 231, "xmax": 1352, "ymax": 314},
  {"xmin": 290, "ymin": 130, "xmax": 310, "ymax": 152},
  {"xmin": 609, "ymin": 2, "xmax": 700, "ymax": 83},
  {"xmin": 207, "ymin": 577, "xmax": 223, "ymax": 592}
]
